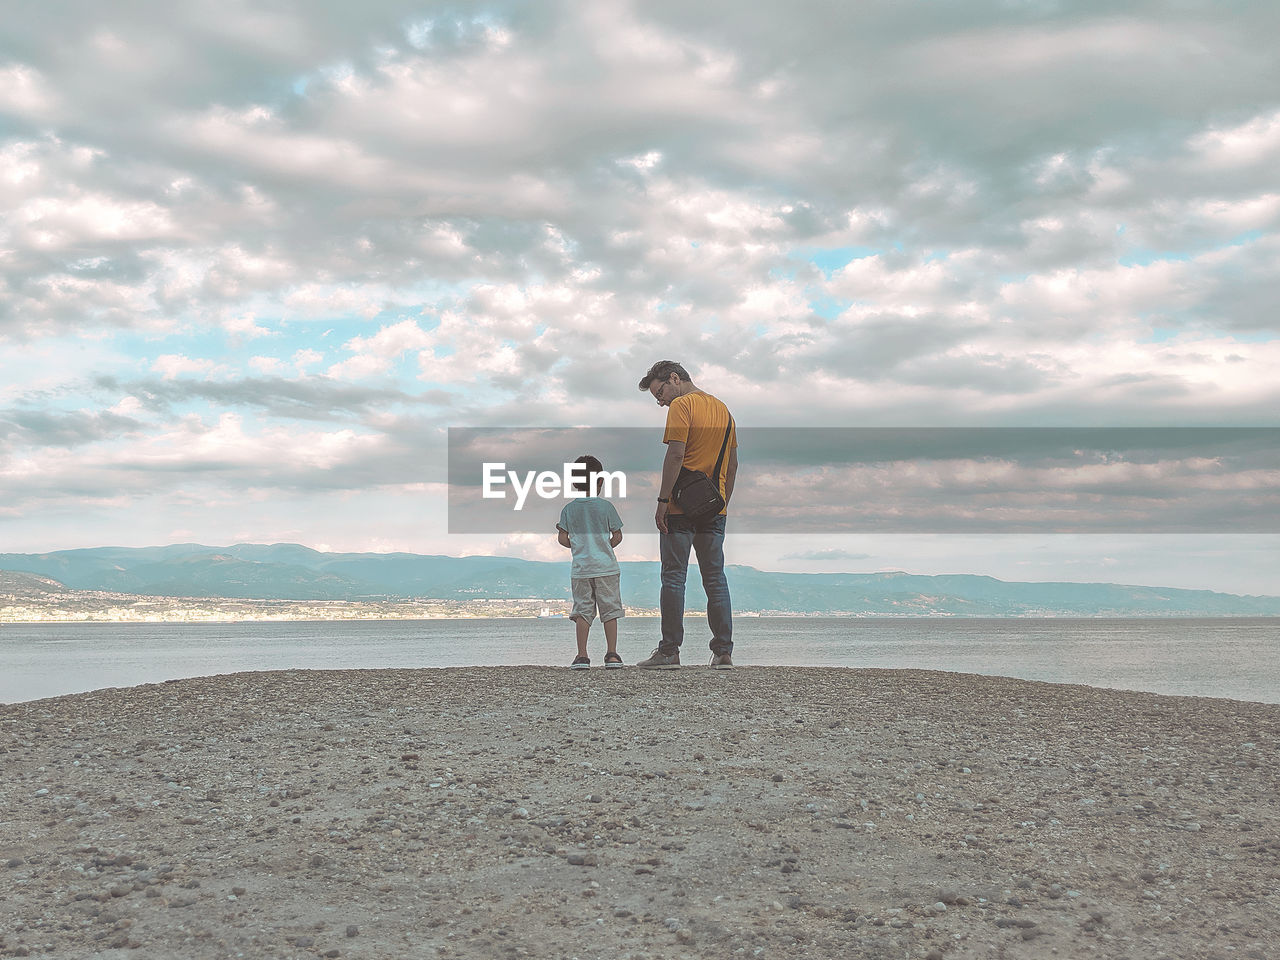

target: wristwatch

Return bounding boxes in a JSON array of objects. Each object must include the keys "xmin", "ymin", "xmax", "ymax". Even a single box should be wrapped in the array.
[{"xmin": 656, "ymin": 497, "xmax": 670, "ymax": 503}]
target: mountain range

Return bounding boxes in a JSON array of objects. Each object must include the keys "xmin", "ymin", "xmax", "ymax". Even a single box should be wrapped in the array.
[{"xmin": 2, "ymin": 543, "xmax": 1279, "ymax": 617}]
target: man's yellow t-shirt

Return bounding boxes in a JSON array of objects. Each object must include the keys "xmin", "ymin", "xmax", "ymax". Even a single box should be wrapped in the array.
[{"xmin": 663, "ymin": 391, "xmax": 737, "ymax": 515}]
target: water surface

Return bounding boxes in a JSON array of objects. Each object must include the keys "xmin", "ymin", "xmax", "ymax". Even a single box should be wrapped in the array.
[{"xmin": 1, "ymin": 617, "xmax": 1276, "ymax": 704}]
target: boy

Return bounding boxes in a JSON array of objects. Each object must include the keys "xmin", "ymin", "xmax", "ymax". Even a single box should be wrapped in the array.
[{"xmin": 556, "ymin": 454, "xmax": 625, "ymax": 669}]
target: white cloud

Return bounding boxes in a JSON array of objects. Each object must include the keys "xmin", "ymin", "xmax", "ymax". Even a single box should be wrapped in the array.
[
  {"xmin": 1189, "ymin": 109, "xmax": 1280, "ymax": 170},
  {"xmin": 293, "ymin": 348, "xmax": 324, "ymax": 372},
  {"xmin": 108, "ymin": 395, "xmax": 144, "ymax": 416},
  {"xmin": 9, "ymin": 191, "xmax": 174, "ymax": 249},
  {"xmin": 248, "ymin": 355, "xmax": 285, "ymax": 375},
  {"xmin": 152, "ymin": 354, "xmax": 217, "ymax": 380},
  {"xmin": 0, "ymin": 63, "xmax": 58, "ymax": 117},
  {"xmin": 224, "ymin": 312, "xmax": 273, "ymax": 339}
]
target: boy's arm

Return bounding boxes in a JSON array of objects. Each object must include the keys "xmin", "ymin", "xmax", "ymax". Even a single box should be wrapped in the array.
[
  {"xmin": 610, "ymin": 529, "xmax": 623, "ymax": 548},
  {"xmin": 557, "ymin": 525, "xmax": 571, "ymax": 548}
]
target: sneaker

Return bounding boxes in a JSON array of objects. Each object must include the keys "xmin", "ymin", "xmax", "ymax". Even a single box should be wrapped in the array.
[
  {"xmin": 710, "ymin": 652, "xmax": 733, "ymax": 670},
  {"xmin": 604, "ymin": 651, "xmax": 624, "ymax": 669},
  {"xmin": 636, "ymin": 648, "xmax": 681, "ymax": 669},
  {"xmin": 570, "ymin": 654, "xmax": 590, "ymax": 670}
]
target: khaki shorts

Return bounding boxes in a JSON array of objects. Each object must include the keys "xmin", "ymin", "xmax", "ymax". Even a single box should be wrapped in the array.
[{"xmin": 570, "ymin": 575, "xmax": 624, "ymax": 624}]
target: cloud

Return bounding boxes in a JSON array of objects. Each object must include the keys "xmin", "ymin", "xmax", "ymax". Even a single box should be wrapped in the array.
[
  {"xmin": 328, "ymin": 319, "xmax": 436, "ymax": 379},
  {"xmin": 152, "ymin": 354, "xmax": 218, "ymax": 380},
  {"xmin": 0, "ymin": 64, "xmax": 58, "ymax": 118},
  {"xmin": 0, "ymin": 408, "xmax": 143, "ymax": 447},
  {"xmin": 1, "ymin": 0, "xmax": 1278, "ymax": 582},
  {"xmin": 92, "ymin": 374, "xmax": 452, "ymax": 421}
]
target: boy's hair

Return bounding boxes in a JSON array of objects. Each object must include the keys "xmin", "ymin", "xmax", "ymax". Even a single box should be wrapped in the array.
[
  {"xmin": 638, "ymin": 360, "xmax": 690, "ymax": 391},
  {"xmin": 572, "ymin": 454, "xmax": 604, "ymax": 495}
]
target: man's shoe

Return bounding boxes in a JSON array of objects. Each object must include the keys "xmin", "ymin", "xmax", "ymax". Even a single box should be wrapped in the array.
[
  {"xmin": 570, "ymin": 654, "xmax": 590, "ymax": 670},
  {"xmin": 604, "ymin": 651, "xmax": 624, "ymax": 669},
  {"xmin": 710, "ymin": 652, "xmax": 733, "ymax": 670},
  {"xmin": 637, "ymin": 648, "xmax": 681, "ymax": 669}
]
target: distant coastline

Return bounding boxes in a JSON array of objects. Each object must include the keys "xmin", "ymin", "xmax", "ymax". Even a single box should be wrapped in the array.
[
  {"xmin": 4, "ymin": 543, "xmax": 1280, "ymax": 619},
  {"xmin": 3, "ymin": 591, "xmax": 1279, "ymax": 625}
]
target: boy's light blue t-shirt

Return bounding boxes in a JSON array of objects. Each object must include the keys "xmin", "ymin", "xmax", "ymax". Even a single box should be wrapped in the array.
[{"xmin": 557, "ymin": 497, "xmax": 623, "ymax": 579}]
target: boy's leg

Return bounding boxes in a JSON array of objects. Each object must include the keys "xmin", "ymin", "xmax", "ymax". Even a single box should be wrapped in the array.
[
  {"xmin": 595, "ymin": 575, "xmax": 624, "ymax": 656},
  {"xmin": 570, "ymin": 578, "xmax": 596, "ymax": 659}
]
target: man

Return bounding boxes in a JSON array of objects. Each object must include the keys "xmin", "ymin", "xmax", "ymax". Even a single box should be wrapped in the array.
[{"xmin": 635, "ymin": 360, "xmax": 738, "ymax": 670}]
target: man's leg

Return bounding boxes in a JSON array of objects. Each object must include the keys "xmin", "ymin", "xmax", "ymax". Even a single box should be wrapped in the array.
[
  {"xmin": 692, "ymin": 515, "xmax": 732, "ymax": 656},
  {"xmin": 659, "ymin": 517, "xmax": 695, "ymax": 653}
]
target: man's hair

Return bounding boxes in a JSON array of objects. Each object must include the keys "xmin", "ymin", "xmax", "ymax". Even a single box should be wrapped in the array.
[
  {"xmin": 572, "ymin": 454, "xmax": 604, "ymax": 494},
  {"xmin": 638, "ymin": 360, "xmax": 690, "ymax": 391}
]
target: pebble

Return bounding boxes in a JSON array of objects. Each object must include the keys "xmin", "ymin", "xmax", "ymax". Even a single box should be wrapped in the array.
[
  {"xmin": 567, "ymin": 853, "xmax": 597, "ymax": 866},
  {"xmin": 346, "ymin": 925, "xmax": 359, "ymax": 937}
]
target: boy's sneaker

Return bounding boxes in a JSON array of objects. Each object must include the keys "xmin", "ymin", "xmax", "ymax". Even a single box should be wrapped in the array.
[
  {"xmin": 604, "ymin": 651, "xmax": 624, "ymax": 669},
  {"xmin": 637, "ymin": 648, "xmax": 680, "ymax": 669},
  {"xmin": 710, "ymin": 652, "xmax": 733, "ymax": 670},
  {"xmin": 570, "ymin": 654, "xmax": 590, "ymax": 670}
]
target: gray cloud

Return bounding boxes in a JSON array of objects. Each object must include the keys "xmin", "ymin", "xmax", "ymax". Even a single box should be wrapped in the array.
[
  {"xmin": 92, "ymin": 375, "xmax": 453, "ymax": 421},
  {"xmin": 0, "ymin": 408, "xmax": 143, "ymax": 447}
]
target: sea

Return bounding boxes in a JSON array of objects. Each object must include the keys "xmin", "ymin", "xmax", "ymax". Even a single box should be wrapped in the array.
[{"xmin": 1, "ymin": 617, "xmax": 1277, "ymax": 706}]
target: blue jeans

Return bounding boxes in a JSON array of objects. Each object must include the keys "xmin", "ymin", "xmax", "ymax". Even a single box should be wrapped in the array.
[{"xmin": 659, "ymin": 513, "xmax": 732, "ymax": 656}]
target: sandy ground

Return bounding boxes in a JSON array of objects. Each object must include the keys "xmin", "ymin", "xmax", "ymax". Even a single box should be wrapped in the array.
[{"xmin": 1, "ymin": 666, "xmax": 1277, "ymax": 960}]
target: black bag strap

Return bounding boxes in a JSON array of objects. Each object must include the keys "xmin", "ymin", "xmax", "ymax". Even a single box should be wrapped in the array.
[{"xmin": 710, "ymin": 417, "xmax": 734, "ymax": 490}]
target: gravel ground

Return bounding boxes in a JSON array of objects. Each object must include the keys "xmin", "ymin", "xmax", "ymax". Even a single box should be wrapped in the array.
[{"xmin": 1, "ymin": 666, "xmax": 1277, "ymax": 960}]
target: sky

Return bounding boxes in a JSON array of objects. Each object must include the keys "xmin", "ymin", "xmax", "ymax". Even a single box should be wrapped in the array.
[{"xmin": 2, "ymin": 0, "xmax": 1279, "ymax": 594}]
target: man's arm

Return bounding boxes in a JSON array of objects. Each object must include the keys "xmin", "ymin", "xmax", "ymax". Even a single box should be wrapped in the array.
[
  {"xmin": 724, "ymin": 446, "xmax": 738, "ymax": 505},
  {"xmin": 610, "ymin": 529, "xmax": 623, "ymax": 548},
  {"xmin": 557, "ymin": 526, "xmax": 571, "ymax": 548},
  {"xmin": 655, "ymin": 440, "xmax": 685, "ymax": 534}
]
